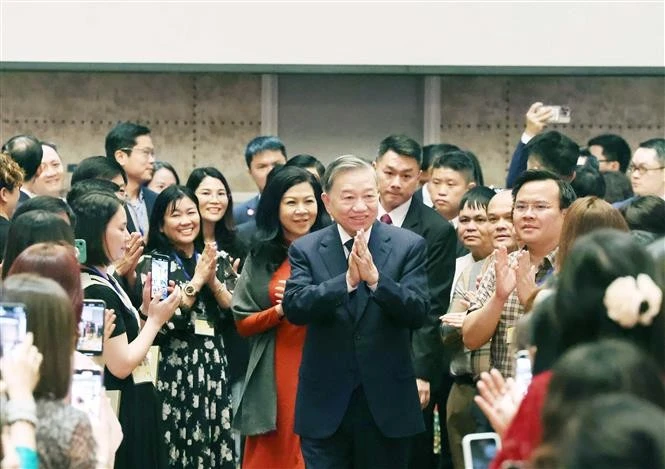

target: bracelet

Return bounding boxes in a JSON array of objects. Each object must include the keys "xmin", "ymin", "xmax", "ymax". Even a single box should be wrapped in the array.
[
  {"xmin": 5, "ymin": 398, "xmax": 38, "ymax": 427},
  {"xmin": 213, "ymin": 282, "xmax": 227, "ymax": 297}
]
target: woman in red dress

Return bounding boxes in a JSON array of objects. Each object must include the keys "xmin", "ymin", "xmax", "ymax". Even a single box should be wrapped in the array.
[{"xmin": 231, "ymin": 166, "xmax": 327, "ymax": 468}]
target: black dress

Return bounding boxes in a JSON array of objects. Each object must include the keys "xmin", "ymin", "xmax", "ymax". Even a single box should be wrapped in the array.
[
  {"xmin": 81, "ymin": 266, "xmax": 168, "ymax": 469},
  {"xmin": 135, "ymin": 250, "xmax": 236, "ymax": 468}
]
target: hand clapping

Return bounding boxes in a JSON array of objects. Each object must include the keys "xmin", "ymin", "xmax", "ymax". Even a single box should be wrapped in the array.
[{"xmin": 347, "ymin": 229, "xmax": 379, "ymax": 287}]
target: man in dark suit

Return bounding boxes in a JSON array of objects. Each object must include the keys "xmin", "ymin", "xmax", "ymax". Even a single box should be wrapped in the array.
[
  {"xmin": 2, "ymin": 135, "xmax": 43, "ymax": 205},
  {"xmin": 374, "ymin": 135, "xmax": 457, "ymax": 469},
  {"xmin": 105, "ymin": 122, "xmax": 158, "ymax": 236},
  {"xmin": 283, "ymin": 155, "xmax": 429, "ymax": 468},
  {"xmin": 233, "ymin": 136, "xmax": 287, "ymax": 226}
]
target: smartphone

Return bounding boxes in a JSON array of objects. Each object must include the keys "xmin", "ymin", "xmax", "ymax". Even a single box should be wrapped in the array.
[
  {"xmin": 514, "ymin": 349, "xmax": 533, "ymax": 396},
  {"xmin": 0, "ymin": 303, "xmax": 27, "ymax": 356},
  {"xmin": 462, "ymin": 432, "xmax": 501, "ymax": 469},
  {"xmin": 76, "ymin": 299, "xmax": 105, "ymax": 355},
  {"xmin": 74, "ymin": 239, "xmax": 87, "ymax": 264},
  {"xmin": 71, "ymin": 369, "xmax": 103, "ymax": 419},
  {"xmin": 544, "ymin": 105, "xmax": 571, "ymax": 124},
  {"xmin": 151, "ymin": 253, "xmax": 170, "ymax": 300}
]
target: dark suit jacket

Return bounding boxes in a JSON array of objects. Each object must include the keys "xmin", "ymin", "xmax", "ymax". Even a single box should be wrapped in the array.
[
  {"xmin": 283, "ymin": 221, "xmax": 429, "ymax": 439},
  {"xmin": 401, "ymin": 199, "xmax": 456, "ymax": 390},
  {"xmin": 18, "ymin": 190, "xmax": 30, "ymax": 205},
  {"xmin": 125, "ymin": 186, "xmax": 158, "ymax": 235},
  {"xmin": 505, "ymin": 140, "xmax": 528, "ymax": 188},
  {"xmin": 233, "ymin": 194, "xmax": 259, "ymax": 225}
]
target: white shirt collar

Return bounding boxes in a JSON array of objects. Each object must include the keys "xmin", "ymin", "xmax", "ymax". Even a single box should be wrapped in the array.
[
  {"xmin": 450, "ymin": 216, "xmax": 459, "ymax": 228},
  {"xmin": 377, "ymin": 197, "xmax": 412, "ymax": 228},
  {"xmin": 421, "ymin": 184, "xmax": 433, "ymax": 207},
  {"xmin": 337, "ymin": 224, "xmax": 373, "ymax": 256},
  {"xmin": 20, "ymin": 188, "xmax": 35, "ymax": 198}
]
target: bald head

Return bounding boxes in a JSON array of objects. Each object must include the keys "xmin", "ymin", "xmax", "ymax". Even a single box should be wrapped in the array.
[{"xmin": 487, "ymin": 190, "xmax": 518, "ymax": 251}]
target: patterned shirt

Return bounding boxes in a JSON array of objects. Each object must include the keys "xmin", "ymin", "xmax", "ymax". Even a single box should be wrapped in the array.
[
  {"xmin": 126, "ymin": 188, "xmax": 149, "ymax": 236},
  {"xmin": 471, "ymin": 248, "xmax": 557, "ymax": 377}
]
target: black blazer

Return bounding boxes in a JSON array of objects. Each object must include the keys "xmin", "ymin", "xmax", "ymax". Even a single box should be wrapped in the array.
[
  {"xmin": 283, "ymin": 221, "xmax": 429, "ymax": 439},
  {"xmin": 126, "ymin": 186, "xmax": 158, "ymax": 235},
  {"xmin": 402, "ymin": 198, "xmax": 457, "ymax": 390}
]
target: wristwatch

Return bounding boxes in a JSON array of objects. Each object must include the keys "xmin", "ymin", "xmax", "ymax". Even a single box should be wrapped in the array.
[{"xmin": 183, "ymin": 282, "xmax": 198, "ymax": 297}]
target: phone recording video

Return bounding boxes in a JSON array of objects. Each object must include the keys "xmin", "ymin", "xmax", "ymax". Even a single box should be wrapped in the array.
[
  {"xmin": 76, "ymin": 299, "xmax": 105, "ymax": 355},
  {"xmin": 151, "ymin": 254, "xmax": 170, "ymax": 300},
  {"xmin": 544, "ymin": 105, "xmax": 571, "ymax": 124},
  {"xmin": 0, "ymin": 303, "xmax": 27, "ymax": 356},
  {"xmin": 71, "ymin": 369, "xmax": 103, "ymax": 419},
  {"xmin": 463, "ymin": 432, "xmax": 501, "ymax": 469}
]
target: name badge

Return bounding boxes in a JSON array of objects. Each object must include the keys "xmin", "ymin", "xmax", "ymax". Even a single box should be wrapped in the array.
[
  {"xmin": 132, "ymin": 345, "xmax": 159, "ymax": 385},
  {"xmin": 506, "ymin": 326, "xmax": 515, "ymax": 345},
  {"xmin": 194, "ymin": 319, "xmax": 215, "ymax": 337}
]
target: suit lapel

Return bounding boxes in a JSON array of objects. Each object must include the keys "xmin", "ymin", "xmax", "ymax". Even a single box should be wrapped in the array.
[
  {"xmin": 318, "ymin": 225, "xmax": 347, "ymax": 279},
  {"xmin": 402, "ymin": 197, "xmax": 421, "ymax": 232},
  {"xmin": 355, "ymin": 221, "xmax": 392, "ymax": 325}
]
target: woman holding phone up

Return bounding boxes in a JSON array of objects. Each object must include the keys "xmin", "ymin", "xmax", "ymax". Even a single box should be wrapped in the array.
[
  {"xmin": 71, "ymin": 191, "xmax": 181, "ymax": 468},
  {"xmin": 136, "ymin": 185, "xmax": 237, "ymax": 468}
]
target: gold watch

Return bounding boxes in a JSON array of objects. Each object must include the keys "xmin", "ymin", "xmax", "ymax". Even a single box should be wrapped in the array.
[{"xmin": 183, "ymin": 282, "xmax": 198, "ymax": 297}]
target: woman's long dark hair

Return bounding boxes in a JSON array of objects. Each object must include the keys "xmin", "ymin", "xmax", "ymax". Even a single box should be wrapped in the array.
[
  {"xmin": 251, "ymin": 166, "xmax": 325, "ymax": 271},
  {"xmin": 186, "ymin": 167, "xmax": 238, "ymax": 252},
  {"xmin": 146, "ymin": 185, "xmax": 200, "ymax": 254}
]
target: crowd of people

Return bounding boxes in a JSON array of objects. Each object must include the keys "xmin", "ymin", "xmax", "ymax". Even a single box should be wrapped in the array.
[{"xmin": 0, "ymin": 100, "xmax": 663, "ymax": 469}]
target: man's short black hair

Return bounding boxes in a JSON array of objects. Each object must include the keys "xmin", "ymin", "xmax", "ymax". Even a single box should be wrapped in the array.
[
  {"xmin": 67, "ymin": 179, "xmax": 121, "ymax": 207},
  {"xmin": 1, "ymin": 135, "xmax": 43, "ymax": 181},
  {"xmin": 377, "ymin": 134, "xmax": 422, "ymax": 166},
  {"xmin": 422, "ymin": 143, "xmax": 460, "ymax": 172},
  {"xmin": 602, "ymin": 171, "xmax": 634, "ymax": 204},
  {"xmin": 571, "ymin": 159, "xmax": 606, "ymax": 198},
  {"xmin": 286, "ymin": 154, "xmax": 326, "ymax": 180},
  {"xmin": 639, "ymin": 138, "xmax": 665, "ymax": 166},
  {"xmin": 70, "ymin": 155, "xmax": 127, "ymax": 186},
  {"xmin": 512, "ymin": 169, "xmax": 577, "ymax": 210},
  {"xmin": 244, "ymin": 136, "xmax": 286, "ymax": 168},
  {"xmin": 431, "ymin": 150, "xmax": 483, "ymax": 185},
  {"xmin": 12, "ymin": 195, "xmax": 76, "ymax": 227},
  {"xmin": 104, "ymin": 122, "xmax": 151, "ymax": 160},
  {"xmin": 526, "ymin": 131, "xmax": 579, "ymax": 179},
  {"xmin": 587, "ymin": 134, "xmax": 631, "ymax": 173},
  {"xmin": 459, "ymin": 186, "xmax": 497, "ymax": 212}
]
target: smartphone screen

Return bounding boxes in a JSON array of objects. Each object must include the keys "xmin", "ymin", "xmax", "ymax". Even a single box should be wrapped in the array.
[
  {"xmin": 463, "ymin": 432, "xmax": 501, "ymax": 469},
  {"xmin": 76, "ymin": 300, "xmax": 105, "ymax": 355},
  {"xmin": 71, "ymin": 369, "xmax": 103, "ymax": 419},
  {"xmin": 470, "ymin": 438, "xmax": 498, "ymax": 468},
  {"xmin": 0, "ymin": 303, "xmax": 27, "ymax": 356},
  {"xmin": 151, "ymin": 255, "xmax": 170, "ymax": 300}
]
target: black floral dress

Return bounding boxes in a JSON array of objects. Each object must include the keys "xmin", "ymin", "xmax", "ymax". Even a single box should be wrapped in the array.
[{"xmin": 136, "ymin": 249, "xmax": 237, "ymax": 468}]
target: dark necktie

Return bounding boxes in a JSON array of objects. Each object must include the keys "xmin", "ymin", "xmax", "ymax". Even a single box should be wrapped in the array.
[
  {"xmin": 344, "ymin": 238, "xmax": 354, "ymax": 256},
  {"xmin": 380, "ymin": 213, "xmax": 393, "ymax": 225}
]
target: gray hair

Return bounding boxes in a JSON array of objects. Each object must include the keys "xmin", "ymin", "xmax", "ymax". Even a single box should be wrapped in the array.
[{"xmin": 322, "ymin": 154, "xmax": 375, "ymax": 193}]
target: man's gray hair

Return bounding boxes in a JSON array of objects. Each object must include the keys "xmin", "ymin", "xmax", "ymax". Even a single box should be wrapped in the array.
[{"xmin": 322, "ymin": 154, "xmax": 375, "ymax": 193}]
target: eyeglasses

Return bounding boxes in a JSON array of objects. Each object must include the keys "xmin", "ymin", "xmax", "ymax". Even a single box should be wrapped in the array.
[
  {"xmin": 514, "ymin": 202, "xmax": 553, "ymax": 213},
  {"xmin": 120, "ymin": 146, "xmax": 155, "ymax": 158},
  {"xmin": 627, "ymin": 164, "xmax": 665, "ymax": 176}
]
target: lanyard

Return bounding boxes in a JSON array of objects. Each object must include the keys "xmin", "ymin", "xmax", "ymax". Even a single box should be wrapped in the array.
[
  {"xmin": 81, "ymin": 265, "xmax": 141, "ymax": 324},
  {"xmin": 84, "ymin": 266, "xmax": 126, "ymax": 297},
  {"xmin": 171, "ymin": 251, "xmax": 200, "ymax": 281}
]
